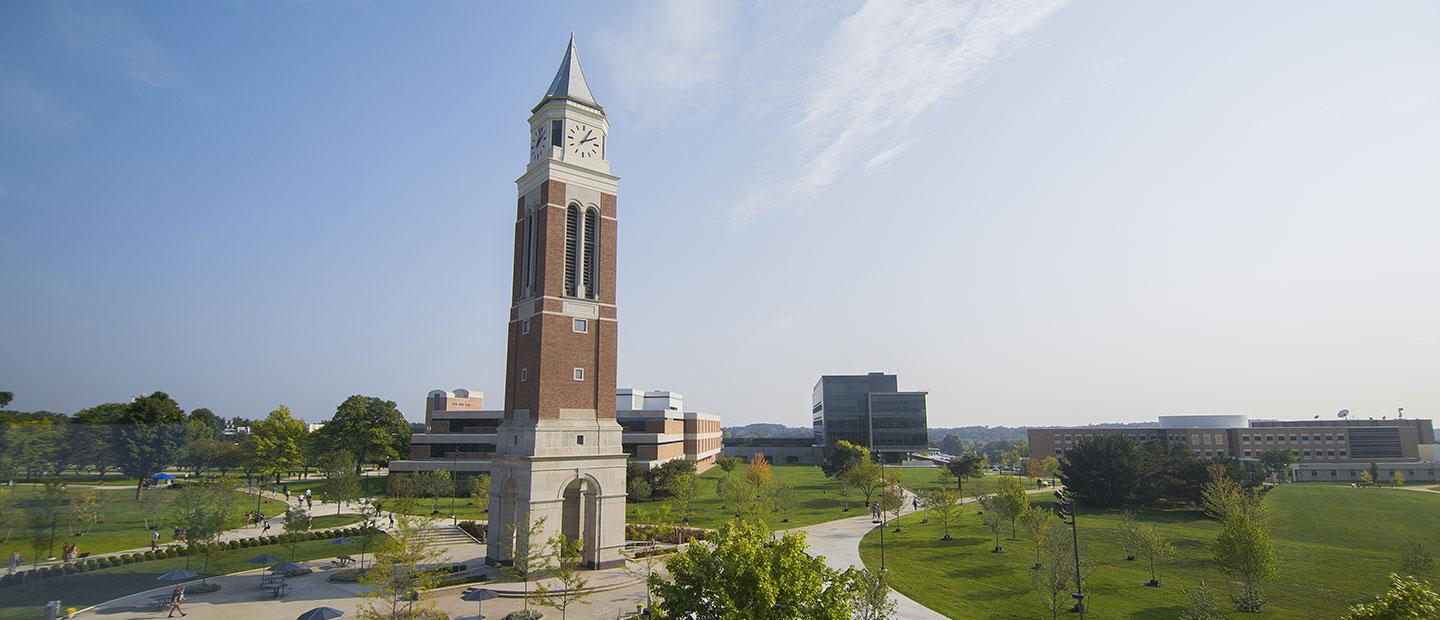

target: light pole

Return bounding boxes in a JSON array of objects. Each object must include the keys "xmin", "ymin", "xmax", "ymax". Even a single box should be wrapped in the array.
[
  {"xmin": 1054, "ymin": 489, "xmax": 1084, "ymax": 618},
  {"xmin": 879, "ymin": 452, "xmax": 886, "ymax": 572}
]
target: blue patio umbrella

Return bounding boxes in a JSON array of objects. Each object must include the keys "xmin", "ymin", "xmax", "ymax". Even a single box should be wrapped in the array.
[
  {"xmin": 269, "ymin": 561, "xmax": 304, "ymax": 575},
  {"xmin": 461, "ymin": 588, "xmax": 497, "ymax": 619},
  {"xmin": 156, "ymin": 569, "xmax": 197, "ymax": 582},
  {"xmin": 296, "ymin": 607, "xmax": 344, "ymax": 620},
  {"xmin": 151, "ymin": 473, "xmax": 176, "ymax": 480}
]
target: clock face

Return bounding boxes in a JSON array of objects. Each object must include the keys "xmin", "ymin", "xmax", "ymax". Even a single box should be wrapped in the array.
[
  {"xmin": 567, "ymin": 123, "xmax": 602, "ymax": 159},
  {"xmin": 530, "ymin": 125, "xmax": 548, "ymax": 161}
]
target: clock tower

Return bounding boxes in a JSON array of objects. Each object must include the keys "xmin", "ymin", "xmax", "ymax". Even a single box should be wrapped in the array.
[{"xmin": 486, "ymin": 36, "xmax": 627, "ymax": 570}]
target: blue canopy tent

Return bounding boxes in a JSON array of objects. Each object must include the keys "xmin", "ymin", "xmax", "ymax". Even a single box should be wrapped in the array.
[{"xmin": 151, "ymin": 473, "xmax": 176, "ymax": 480}]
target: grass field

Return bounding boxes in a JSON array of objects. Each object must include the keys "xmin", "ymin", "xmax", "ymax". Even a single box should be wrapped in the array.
[
  {"xmin": 886, "ymin": 466, "xmax": 1036, "ymax": 498},
  {"xmin": 0, "ymin": 487, "xmax": 289, "ymax": 561},
  {"xmin": 628, "ymin": 464, "xmax": 870, "ymax": 529},
  {"xmin": 859, "ymin": 484, "xmax": 1440, "ymax": 619},
  {"xmin": 0, "ymin": 533, "xmax": 389, "ymax": 620}
]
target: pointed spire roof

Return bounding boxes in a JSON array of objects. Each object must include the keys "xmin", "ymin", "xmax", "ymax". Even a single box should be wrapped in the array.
[{"xmin": 538, "ymin": 34, "xmax": 601, "ymax": 112}]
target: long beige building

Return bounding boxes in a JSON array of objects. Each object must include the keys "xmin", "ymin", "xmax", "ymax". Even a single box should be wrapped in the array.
[{"xmin": 1029, "ymin": 414, "xmax": 1437, "ymax": 477}]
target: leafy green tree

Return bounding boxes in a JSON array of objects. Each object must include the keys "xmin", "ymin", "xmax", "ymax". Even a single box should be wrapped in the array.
[
  {"xmin": 1341, "ymin": 573, "xmax": 1440, "ymax": 620},
  {"xmin": 0, "ymin": 392, "xmax": 11, "ymax": 408},
  {"xmin": 977, "ymin": 493, "xmax": 1008, "ymax": 553},
  {"xmin": 531, "ymin": 534, "xmax": 590, "ymax": 620},
  {"xmin": 715, "ymin": 454, "xmax": 742, "ymax": 472},
  {"xmin": 358, "ymin": 512, "xmax": 445, "ymax": 620},
  {"xmin": 1020, "ymin": 506, "xmax": 1052, "ymax": 568},
  {"xmin": 168, "ymin": 476, "xmax": 239, "ymax": 582},
  {"xmin": 1058, "ymin": 434, "xmax": 1142, "ymax": 508},
  {"xmin": 469, "ymin": 473, "xmax": 490, "ymax": 515},
  {"xmin": 846, "ymin": 459, "xmax": 885, "ymax": 508},
  {"xmin": 1213, "ymin": 494, "xmax": 1276, "ymax": 612},
  {"xmin": 669, "ymin": 470, "xmax": 697, "ymax": 519},
  {"xmin": 72, "ymin": 403, "xmax": 125, "ymax": 483},
  {"xmin": 1257, "ymin": 447, "xmax": 1294, "ymax": 482},
  {"xmin": 772, "ymin": 481, "xmax": 798, "ymax": 523},
  {"xmin": 503, "ymin": 515, "xmax": 548, "ymax": 614},
  {"xmin": 25, "ymin": 481, "xmax": 67, "ymax": 563},
  {"xmin": 822, "ymin": 439, "xmax": 869, "ymax": 479},
  {"xmin": 1135, "ymin": 522, "xmax": 1173, "ymax": 587},
  {"xmin": 650, "ymin": 519, "xmax": 863, "ymax": 619},
  {"xmin": 312, "ymin": 395, "xmax": 410, "ymax": 474},
  {"xmin": 1178, "ymin": 580, "xmax": 1225, "ymax": 620},
  {"xmin": 67, "ymin": 489, "xmax": 102, "ymax": 536},
  {"xmin": 282, "ymin": 506, "xmax": 312, "ymax": 560},
  {"xmin": 854, "ymin": 568, "xmax": 897, "ymax": 620},
  {"xmin": 250, "ymin": 405, "xmax": 307, "ymax": 483},
  {"xmin": 320, "ymin": 451, "xmax": 362, "ymax": 515},
  {"xmin": 995, "ymin": 476, "xmax": 1030, "ymax": 539},
  {"xmin": 878, "ymin": 479, "xmax": 905, "ymax": 529},
  {"xmin": 113, "ymin": 392, "xmax": 189, "ymax": 500},
  {"xmin": 1031, "ymin": 528, "xmax": 1075, "ymax": 620},
  {"xmin": 186, "ymin": 408, "xmax": 224, "ymax": 441},
  {"xmin": 1, "ymin": 420, "xmax": 61, "ymax": 483},
  {"xmin": 924, "ymin": 488, "xmax": 963, "ymax": 541},
  {"xmin": 945, "ymin": 453, "xmax": 985, "ymax": 496}
]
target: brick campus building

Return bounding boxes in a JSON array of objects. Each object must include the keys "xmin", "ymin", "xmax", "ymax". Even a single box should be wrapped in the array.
[{"xmin": 1029, "ymin": 414, "xmax": 1440, "ymax": 482}]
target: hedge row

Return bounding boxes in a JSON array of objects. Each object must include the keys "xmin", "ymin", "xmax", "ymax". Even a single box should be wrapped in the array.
[
  {"xmin": 624, "ymin": 523, "xmax": 713, "ymax": 544},
  {"xmin": 0, "ymin": 525, "xmax": 380, "ymax": 588}
]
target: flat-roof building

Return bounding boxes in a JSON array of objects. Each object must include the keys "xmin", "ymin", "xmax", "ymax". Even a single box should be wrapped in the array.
[
  {"xmin": 812, "ymin": 372, "xmax": 928, "ymax": 463},
  {"xmin": 1029, "ymin": 414, "xmax": 1437, "ymax": 472}
]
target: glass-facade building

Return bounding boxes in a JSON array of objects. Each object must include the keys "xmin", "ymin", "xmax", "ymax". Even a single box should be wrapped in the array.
[{"xmin": 812, "ymin": 372, "xmax": 928, "ymax": 462}]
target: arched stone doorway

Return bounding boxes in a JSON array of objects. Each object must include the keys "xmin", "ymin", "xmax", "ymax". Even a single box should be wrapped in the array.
[
  {"xmin": 559, "ymin": 476, "xmax": 601, "ymax": 567},
  {"xmin": 493, "ymin": 477, "xmax": 518, "ymax": 562}
]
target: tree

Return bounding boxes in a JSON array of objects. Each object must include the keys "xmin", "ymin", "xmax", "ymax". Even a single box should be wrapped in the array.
[
  {"xmin": 1400, "ymin": 543, "xmax": 1434, "ymax": 577},
  {"xmin": 977, "ymin": 493, "xmax": 1008, "ymax": 553},
  {"xmin": 250, "ymin": 405, "xmax": 307, "ymax": 483},
  {"xmin": 717, "ymin": 469, "xmax": 749, "ymax": 515},
  {"xmin": 312, "ymin": 395, "xmax": 410, "ymax": 474},
  {"xmin": 1039, "ymin": 456, "xmax": 1060, "ymax": 483},
  {"xmin": 1341, "ymin": 573, "xmax": 1440, "ymax": 620},
  {"xmin": 282, "ymin": 506, "xmax": 312, "ymax": 560},
  {"xmin": 468, "ymin": 473, "xmax": 490, "ymax": 516},
  {"xmin": 1134, "ymin": 522, "xmax": 1173, "ymax": 587},
  {"xmin": 773, "ymin": 482, "xmax": 798, "ymax": 523},
  {"xmin": 1212, "ymin": 495, "xmax": 1276, "ymax": 612},
  {"xmin": 1178, "ymin": 580, "xmax": 1225, "ymax": 620},
  {"xmin": 25, "ymin": 481, "xmax": 67, "ymax": 563},
  {"xmin": 1057, "ymin": 434, "xmax": 1142, "ymax": 508},
  {"xmin": 715, "ymin": 454, "xmax": 742, "ymax": 472},
  {"xmin": 923, "ymin": 488, "xmax": 963, "ymax": 541},
  {"xmin": 1026, "ymin": 457, "xmax": 1047, "ymax": 481},
  {"xmin": 358, "ymin": 513, "xmax": 446, "ymax": 620},
  {"xmin": 531, "ymin": 534, "xmax": 590, "ymax": 620},
  {"xmin": 113, "ymin": 392, "xmax": 189, "ymax": 500},
  {"xmin": 821, "ymin": 439, "xmax": 868, "ymax": 479},
  {"xmin": 878, "ymin": 479, "xmax": 905, "ymax": 530},
  {"xmin": 1020, "ymin": 506, "xmax": 1052, "ymax": 569},
  {"xmin": 746, "ymin": 453, "xmax": 773, "ymax": 491},
  {"xmin": 1031, "ymin": 528, "xmax": 1075, "ymax": 620},
  {"xmin": 187, "ymin": 408, "xmax": 224, "ymax": 441},
  {"xmin": 1257, "ymin": 447, "xmax": 1294, "ymax": 482},
  {"xmin": 945, "ymin": 453, "xmax": 985, "ymax": 496},
  {"xmin": 72, "ymin": 403, "xmax": 125, "ymax": 483},
  {"xmin": 2, "ymin": 420, "xmax": 61, "ymax": 483},
  {"xmin": 854, "ymin": 568, "xmax": 897, "ymax": 620},
  {"xmin": 168, "ymin": 476, "xmax": 239, "ymax": 582},
  {"xmin": 1361, "ymin": 466, "xmax": 1376, "ymax": 486},
  {"xmin": 0, "ymin": 392, "xmax": 11, "ymax": 408},
  {"xmin": 669, "ymin": 471, "xmax": 696, "ymax": 519},
  {"xmin": 320, "ymin": 451, "xmax": 362, "ymax": 515},
  {"xmin": 846, "ymin": 459, "xmax": 885, "ymax": 508},
  {"xmin": 503, "ymin": 515, "xmax": 548, "ymax": 614},
  {"xmin": 1393, "ymin": 470, "xmax": 1406, "ymax": 487},
  {"xmin": 995, "ymin": 476, "xmax": 1030, "ymax": 539},
  {"xmin": 649, "ymin": 519, "xmax": 863, "ymax": 620},
  {"xmin": 68, "ymin": 489, "xmax": 102, "ymax": 536},
  {"xmin": 630, "ymin": 476, "xmax": 653, "ymax": 502},
  {"xmin": 1117, "ymin": 511, "xmax": 1139, "ymax": 561}
]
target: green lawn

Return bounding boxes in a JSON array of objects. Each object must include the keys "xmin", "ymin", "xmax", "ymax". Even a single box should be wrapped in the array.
[
  {"xmin": 886, "ymin": 467, "xmax": 1031, "ymax": 498},
  {"xmin": 0, "ymin": 533, "xmax": 389, "ymax": 620},
  {"xmin": 282, "ymin": 476, "xmax": 389, "ymax": 498},
  {"xmin": 630, "ymin": 464, "xmax": 870, "ymax": 530},
  {"xmin": 860, "ymin": 484, "xmax": 1440, "ymax": 619},
  {"xmin": 309, "ymin": 514, "xmax": 367, "ymax": 529},
  {"xmin": 0, "ymin": 487, "xmax": 289, "ymax": 561}
]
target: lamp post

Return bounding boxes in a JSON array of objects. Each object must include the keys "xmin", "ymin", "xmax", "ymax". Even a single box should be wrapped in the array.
[
  {"xmin": 1054, "ymin": 489, "xmax": 1084, "ymax": 618},
  {"xmin": 879, "ymin": 453, "xmax": 886, "ymax": 572}
]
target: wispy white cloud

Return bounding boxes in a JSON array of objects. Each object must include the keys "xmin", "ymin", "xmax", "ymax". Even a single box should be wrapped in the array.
[
  {"xmin": 734, "ymin": 0, "xmax": 1067, "ymax": 222},
  {"xmin": 599, "ymin": 0, "xmax": 738, "ymax": 121},
  {"xmin": 49, "ymin": 0, "xmax": 188, "ymax": 90}
]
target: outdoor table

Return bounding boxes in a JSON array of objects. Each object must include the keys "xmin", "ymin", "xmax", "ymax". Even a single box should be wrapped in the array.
[{"xmin": 268, "ymin": 582, "xmax": 291, "ymax": 599}]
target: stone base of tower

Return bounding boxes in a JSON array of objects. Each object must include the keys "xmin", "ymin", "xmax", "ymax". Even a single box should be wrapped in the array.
[{"xmin": 485, "ymin": 417, "xmax": 629, "ymax": 570}]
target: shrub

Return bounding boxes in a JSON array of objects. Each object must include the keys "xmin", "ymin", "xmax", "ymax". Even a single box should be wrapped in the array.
[{"xmin": 143, "ymin": 550, "xmax": 155, "ymax": 560}]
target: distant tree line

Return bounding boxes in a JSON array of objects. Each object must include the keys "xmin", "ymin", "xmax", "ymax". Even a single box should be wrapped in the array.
[{"xmin": 0, "ymin": 390, "xmax": 411, "ymax": 500}]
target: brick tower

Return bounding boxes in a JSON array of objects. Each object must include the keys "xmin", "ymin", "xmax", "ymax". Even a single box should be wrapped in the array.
[{"xmin": 485, "ymin": 36, "xmax": 627, "ymax": 569}]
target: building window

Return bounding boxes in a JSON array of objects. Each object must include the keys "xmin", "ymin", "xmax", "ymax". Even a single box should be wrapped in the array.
[
  {"xmin": 1338, "ymin": 434, "xmax": 1345, "ymax": 441},
  {"xmin": 551, "ymin": 120, "xmax": 563, "ymax": 148},
  {"xmin": 564, "ymin": 205, "xmax": 581, "ymax": 296},
  {"xmin": 1301, "ymin": 435, "xmax": 1309, "ymax": 442},
  {"xmin": 573, "ymin": 368, "xmax": 584, "ymax": 381},
  {"xmin": 576, "ymin": 434, "xmax": 585, "ymax": 445},
  {"xmin": 520, "ymin": 319, "xmax": 530, "ymax": 334},
  {"xmin": 1339, "ymin": 449, "xmax": 1348, "ymax": 456},
  {"xmin": 583, "ymin": 207, "xmax": 599, "ymax": 300},
  {"xmin": 522, "ymin": 210, "xmax": 536, "ymax": 292},
  {"xmin": 520, "ymin": 368, "xmax": 528, "ymax": 382},
  {"xmin": 1325, "ymin": 434, "xmax": 1333, "ymax": 441},
  {"xmin": 573, "ymin": 318, "xmax": 588, "ymax": 333},
  {"xmin": 1243, "ymin": 450, "xmax": 1252, "ymax": 457},
  {"xmin": 1289, "ymin": 435, "xmax": 1298, "ymax": 442}
]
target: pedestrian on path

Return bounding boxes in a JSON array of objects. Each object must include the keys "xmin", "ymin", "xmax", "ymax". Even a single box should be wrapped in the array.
[
  {"xmin": 283, "ymin": 484, "xmax": 289, "ymax": 500},
  {"xmin": 7, "ymin": 551, "xmax": 20, "ymax": 576},
  {"xmin": 150, "ymin": 528, "xmax": 160, "ymax": 551},
  {"xmin": 166, "ymin": 584, "xmax": 187, "ymax": 618}
]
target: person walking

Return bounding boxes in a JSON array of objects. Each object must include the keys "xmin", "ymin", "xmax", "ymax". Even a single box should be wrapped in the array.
[
  {"xmin": 167, "ymin": 584, "xmax": 187, "ymax": 617},
  {"xmin": 7, "ymin": 551, "xmax": 20, "ymax": 576},
  {"xmin": 150, "ymin": 528, "xmax": 160, "ymax": 551}
]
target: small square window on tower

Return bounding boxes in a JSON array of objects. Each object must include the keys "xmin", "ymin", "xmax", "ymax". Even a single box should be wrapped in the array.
[
  {"xmin": 520, "ymin": 368, "xmax": 528, "ymax": 382},
  {"xmin": 520, "ymin": 319, "xmax": 530, "ymax": 334},
  {"xmin": 573, "ymin": 318, "xmax": 588, "ymax": 333},
  {"xmin": 573, "ymin": 368, "xmax": 584, "ymax": 381},
  {"xmin": 576, "ymin": 434, "xmax": 585, "ymax": 445}
]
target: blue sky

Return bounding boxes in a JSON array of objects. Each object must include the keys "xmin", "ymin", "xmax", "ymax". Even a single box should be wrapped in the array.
[{"xmin": 3, "ymin": 1, "xmax": 1438, "ymax": 427}]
